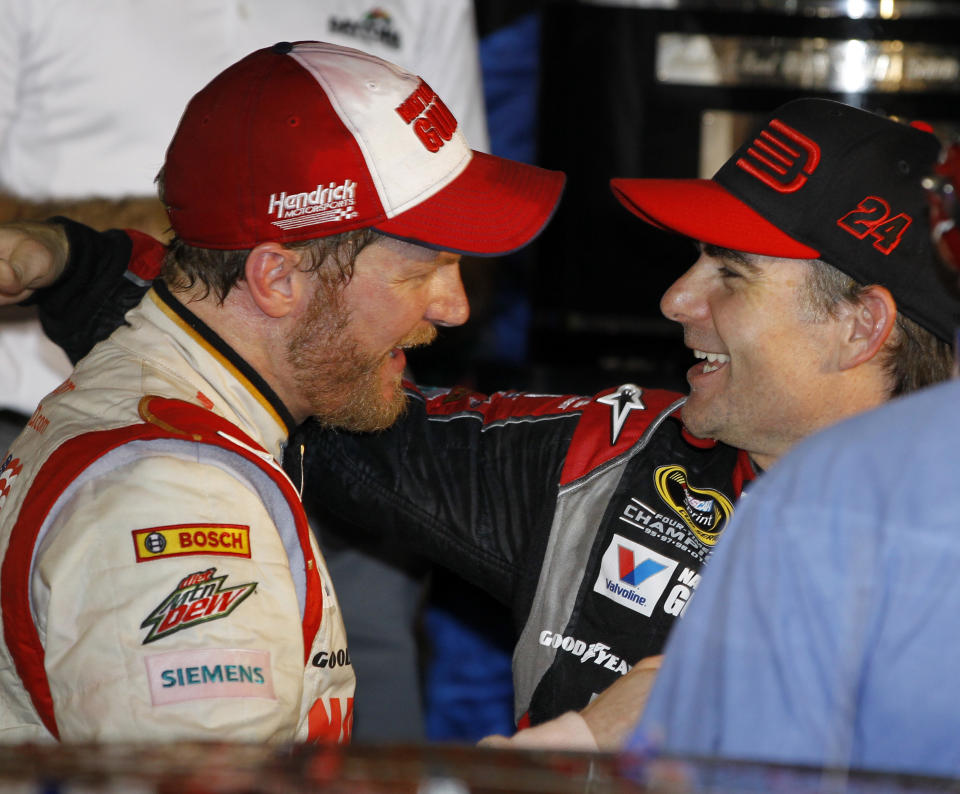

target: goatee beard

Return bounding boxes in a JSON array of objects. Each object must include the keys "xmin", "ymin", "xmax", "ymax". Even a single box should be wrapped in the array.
[{"xmin": 287, "ymin": 288, "xmax": 436, "ymax": 432}]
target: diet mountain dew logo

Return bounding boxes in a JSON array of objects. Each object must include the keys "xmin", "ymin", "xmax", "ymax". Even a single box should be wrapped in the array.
[
  {"xmin": 140, "ymin": 567, "xmax": 257, "ymax": 644},
  {"xmin": 653, "ymin": 465, "xmax": 734, "ymax": 546}
]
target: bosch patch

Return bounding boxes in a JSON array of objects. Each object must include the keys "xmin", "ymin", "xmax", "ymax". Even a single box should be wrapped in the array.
[{"xmin": 132, "ymin": 524, "xmax": 251, "ymax": 562}]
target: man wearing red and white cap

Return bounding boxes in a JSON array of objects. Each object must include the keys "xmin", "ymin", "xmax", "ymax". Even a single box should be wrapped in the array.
[{"xmin": 0, "ymin": 41, "xmax": 563, "ymax": 743}]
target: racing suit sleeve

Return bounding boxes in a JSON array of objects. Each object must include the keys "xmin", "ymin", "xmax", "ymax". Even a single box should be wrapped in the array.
[
  {"xmin": 33, "ymin": 453, "xmax": 314, "ymax": 742},
  {"xmin": 306, "ymin": 385, "xmax": 582, "ymax": 613},
  {"xmin": 29, "ymin": 219, "xmax": 158, "ymax": 363}
]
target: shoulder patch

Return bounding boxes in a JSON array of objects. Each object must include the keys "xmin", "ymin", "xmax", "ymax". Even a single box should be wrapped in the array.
[
  {"xmin": 132, "ymin": 524, "xmax": 251, "ymax": 562},
  {"xmin": 653, "ymin": 465, "xmax": 734, "ymax": 546},
  {"xmin": 560, "ymin": 387, "xmax": 686, "ymax": 485},
  {"xmin": 596, "ymin": 384, "xmax": 646, "ymax": 445},
  {"xmin": 145, "ymin": 648, "xmax": 275, "ymax": 705},
  {"xmin": 140, "ymin": 567, "xmax": 257, "ymax": 644}
]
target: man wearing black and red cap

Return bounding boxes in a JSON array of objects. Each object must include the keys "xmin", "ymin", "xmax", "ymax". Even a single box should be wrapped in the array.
[
  {"xmin": 314, "ymin": 97, "xmax": 960, "ymax": 749},
  {"xmin": 1, "ymin": 98, "xmax": 957, "ymax": 749},
  {"xmin": 625, "ymin": 141, "xmax": 960, "ymax": 777},
  {"xmin": 0, "ymin": 42, "xmax": 564, "ymax": 744}
]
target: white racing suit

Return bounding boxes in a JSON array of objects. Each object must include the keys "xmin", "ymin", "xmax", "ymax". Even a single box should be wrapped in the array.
[{"xmin": 0, "ymin": 283, "xmax": 354, "ymax": 743}]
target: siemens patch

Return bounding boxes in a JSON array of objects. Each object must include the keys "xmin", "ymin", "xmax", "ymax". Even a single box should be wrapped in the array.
[
  {"xmin": 132, "ymin": 524, "xmax": 251, "ymax": 562},
  {"xmin": 145, "ymin": 648, "xmax": 275, "ymax": 705}
]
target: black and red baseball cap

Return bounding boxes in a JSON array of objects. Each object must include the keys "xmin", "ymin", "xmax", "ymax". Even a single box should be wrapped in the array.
[
  {"xmin": 611, "ymin": 98, "xmax": 960, "ymax": 343},
  {"xmin": 163, "ymin": 41, "xmax": 565, "ymax": 257}
]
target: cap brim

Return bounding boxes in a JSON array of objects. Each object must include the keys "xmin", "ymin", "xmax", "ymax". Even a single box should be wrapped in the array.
[
  {"xmin": 610, "ymin": 178, "xmax": 820, "ymax": 259},
  {"xmin": 375, "ymin": 151, "xmax": 566, "ymax": 257}
]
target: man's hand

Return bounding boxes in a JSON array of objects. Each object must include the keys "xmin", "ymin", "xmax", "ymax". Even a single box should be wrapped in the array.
[
  {"xmin": 478, "ymin": 711, "xmax": 600, "ymax": 752},
  {"xmin": 580, "ymin": 654, "xmax": 662, "ymax": 750},
  {"xmin": 0, "ymin": 221, "xmax": 69, "ymax": 304},
  {"xmin": 477, "ymin": 655, "xmax": 664, "ymax": 753}
]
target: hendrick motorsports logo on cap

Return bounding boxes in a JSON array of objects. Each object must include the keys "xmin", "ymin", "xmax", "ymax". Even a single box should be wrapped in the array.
[
  {"xmin": 268, "ymin": 180, "xmax": 359, "ymax": 231},
  {"xmin": 593, "ymin": 535, "xmax": 678, "ymax": 616}
]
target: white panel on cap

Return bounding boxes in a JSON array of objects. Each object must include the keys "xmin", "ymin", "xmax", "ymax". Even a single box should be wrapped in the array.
[{"xmin": 290, "ymin": 42, "xmax": 472, "ymax": 219}]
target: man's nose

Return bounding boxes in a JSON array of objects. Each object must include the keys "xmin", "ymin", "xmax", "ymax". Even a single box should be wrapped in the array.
[
  {"xmin": 427, "ymin": 263, "xmax": 470, "ymax": 327},
  {"xmin": 660, "ymin": 260, "xmax": 709, "ymax": 324}
]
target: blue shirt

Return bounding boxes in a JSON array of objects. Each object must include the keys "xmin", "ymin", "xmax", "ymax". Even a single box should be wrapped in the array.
[{"xmin": 632, "ymin": 379, "xmax": 960, "ymax": 778}]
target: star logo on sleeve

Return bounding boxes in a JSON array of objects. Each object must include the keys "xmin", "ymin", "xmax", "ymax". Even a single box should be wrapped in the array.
[{"xmin": 596, "ymin": 384, "xmax": 646, "ymax": 445}]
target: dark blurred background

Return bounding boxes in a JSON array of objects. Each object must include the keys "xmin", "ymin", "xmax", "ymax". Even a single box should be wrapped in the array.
[{"xmin": 411, "ymin": 0, "xmax": 960, "ymax": 398}]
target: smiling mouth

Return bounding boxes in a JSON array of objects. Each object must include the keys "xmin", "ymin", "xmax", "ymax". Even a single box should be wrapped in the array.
[{"xmin": 693, "ymin": 349, "xmax": 730, "ymax": 374}]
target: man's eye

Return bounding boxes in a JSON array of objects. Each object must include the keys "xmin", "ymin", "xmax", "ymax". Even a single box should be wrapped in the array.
[{"xmin": 717, "ymin": 266, "xmax": 741, "ymax": 279}]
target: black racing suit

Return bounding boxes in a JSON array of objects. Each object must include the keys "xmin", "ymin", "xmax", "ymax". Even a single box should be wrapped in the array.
[{"xmin": 33, "ymin": 220, "xmax": 757, "ymax": 727}]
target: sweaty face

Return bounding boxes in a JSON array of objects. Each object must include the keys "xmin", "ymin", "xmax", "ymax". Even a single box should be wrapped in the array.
[
  {"xmin": 659, "ymin": 245, "xmax": 847, "ymax": 468},
  {"xmin": 287, "ymin": 236, "xmax": 468, "ymax": 432}
]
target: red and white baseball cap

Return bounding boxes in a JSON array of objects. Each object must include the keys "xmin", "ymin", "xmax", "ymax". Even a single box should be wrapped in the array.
[{"xmin": 163, "ymin": 41, "xmax": 565, "ymax": 256}]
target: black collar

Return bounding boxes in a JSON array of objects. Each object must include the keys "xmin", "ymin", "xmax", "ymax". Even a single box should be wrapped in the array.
[{"xmin": 153, "ymin": 280, "xmax": 297, "ymax": 435}]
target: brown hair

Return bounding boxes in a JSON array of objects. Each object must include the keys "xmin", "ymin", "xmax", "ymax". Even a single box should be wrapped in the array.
[
  {"xmin": 157, "ymin": 164, "xmax": 380, "ymax": 302},
  {"xmin": 803, "ymin": 259, "xmax": 954, "ymax": 397},
  {"xmin": 161, "ymin": 228, "xmax": 381, "ymax": 303}
]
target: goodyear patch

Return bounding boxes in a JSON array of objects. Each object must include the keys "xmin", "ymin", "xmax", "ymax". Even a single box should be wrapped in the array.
[{"xmin": 132, "ymin": 524, "xmax": 251, "ymax": 562}]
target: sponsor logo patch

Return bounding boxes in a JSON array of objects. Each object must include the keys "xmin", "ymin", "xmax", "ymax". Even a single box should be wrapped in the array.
[
  {"xmin": 140, "ymin": 568, "xmax": 257, "ymax": 644},
  {"xmin": 538, "ymin": 630, "xmax": 632, "ymax": 676},
  {"xmin": 0, "ymin": 455, "xmax": 23, "ymax": 514},
  {"xmin": 328, "ymin": 9, "xmax": 401, "ymax": 49},
  {"xmin": 395, "ymin": 80, "xmax": 459, "ymax": 153},
  {"xmin": 145, "ymin": 648, "xmax": 275, "ymax": 705},
  {"xmin": 736, "ymin": 118, "xmax": 820, "ymax": 193},
  {"xmin": 267, "ymin": 180, "xmax": 359, "ymax": 232},
  {"xmin": 132, "ymin": 524, "xmax": 252, "ymax": 562},
  {"xmin": 26, "ymin": 405, "xmax": 50, "ymax": 434},
  {"xmin": 308, "ymin": 696, "xmax": 355, "ymax": 744},
  {"xmin": 596, "ymin": 384, "xmax": 646, "ymax": 445},
  {"xmin": 654, "ymin": 465, "xmax": 734, "ymax": 546},
  {"xmin": 311, "ymin": 648, "xmax": 352, "ymax": 670},
  {"xmin": 593, "ymin": 535, "xmax": 678, "ymax": 616}
]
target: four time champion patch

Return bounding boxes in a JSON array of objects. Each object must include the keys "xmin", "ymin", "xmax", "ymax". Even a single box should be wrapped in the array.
[{"xmin": 653, "ymin": 465, "xmax": 734, "ymax": 546}]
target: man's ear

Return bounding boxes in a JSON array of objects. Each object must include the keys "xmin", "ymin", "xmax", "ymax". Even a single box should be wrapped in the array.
[
  {"xmin": 244, "ymin": 242, "xmax": 303, "ymax": 318},
  {"xmin": 838, "ymin": 284, "xmax": 897, "ymax": 371}
]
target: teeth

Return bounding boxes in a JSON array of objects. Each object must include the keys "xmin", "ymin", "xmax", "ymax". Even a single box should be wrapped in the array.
[
  {"xmin": 693, "ymin": 349, "xmax": 730, "ymax": 364},
  {"xmin": 693, "ymin": 349, "xmax": 729, "ymax": 373}
]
